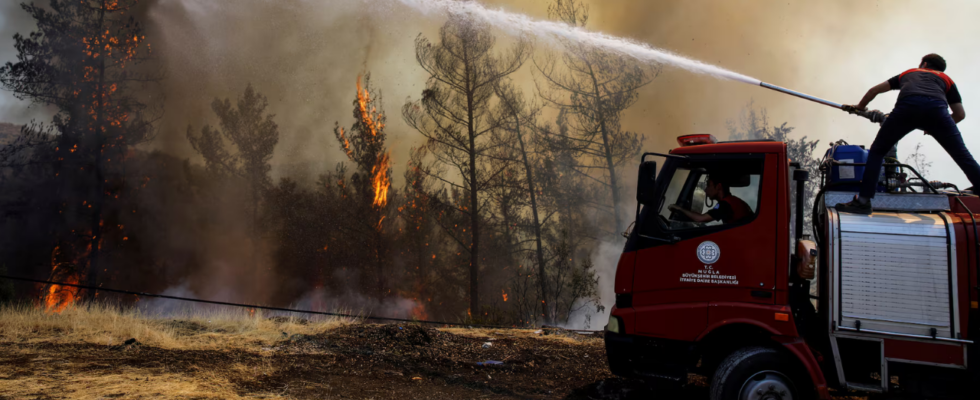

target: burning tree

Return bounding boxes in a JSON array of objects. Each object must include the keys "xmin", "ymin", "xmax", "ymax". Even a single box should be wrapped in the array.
[
  {"xmin": 333, "ymin": 74, "xmax": 393, "ymax": 298},
  {"xmin": 187, "ymin": 84, "xmax": 280, "ymax": 276},
  {"xmin": 402, "ymin": 14, "xmax": 530, "ymax": 316},
  {"xmin": 0, "ymin": 0, "xmax": 159, "ymax": 309},
  {"xmin": 535, "ymin": 0, "xmax": 660, "ymax": 234}
]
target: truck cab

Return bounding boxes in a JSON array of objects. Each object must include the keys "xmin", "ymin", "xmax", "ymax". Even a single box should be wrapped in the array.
[{"xmin": 605, "ymin": 135, "xmax": 978, "ymax": 399}]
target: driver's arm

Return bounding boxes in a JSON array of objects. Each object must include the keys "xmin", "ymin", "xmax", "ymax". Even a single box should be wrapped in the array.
[{"xmin": 668, "ymin": 204, "xmax": 716, "ymax": 223}]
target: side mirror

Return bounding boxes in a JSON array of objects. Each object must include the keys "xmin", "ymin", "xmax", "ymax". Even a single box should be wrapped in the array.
[{"xmin": 636, "ymin": 161, "xmax": 658, "ymax": 204}]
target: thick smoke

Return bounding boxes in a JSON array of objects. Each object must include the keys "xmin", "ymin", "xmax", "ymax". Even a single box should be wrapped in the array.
[{"xmin": 0, "ymin": 2, "xmax": 52, "ymax": 124}]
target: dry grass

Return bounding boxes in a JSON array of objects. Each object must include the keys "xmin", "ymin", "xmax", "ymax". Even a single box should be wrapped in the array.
[
  {"xmin": 0, "ymin": 302, "xmax": 355, "ymax": 350},
  {"xmin": 0, "ymin": 359, "xmax": 251, "ymax": 399},
  {"xmin": 0, "ymin": 303, "xmax": 356, "ymax": 398},
  {"xmin": 0, "ymin": 304, "xmax": 619, "ymax": 399}
]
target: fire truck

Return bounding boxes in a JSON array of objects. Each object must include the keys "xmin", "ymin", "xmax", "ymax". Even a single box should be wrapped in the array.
[{"xmin": 605, "ymin": 134, "xmax": 978, "ymax": 399}]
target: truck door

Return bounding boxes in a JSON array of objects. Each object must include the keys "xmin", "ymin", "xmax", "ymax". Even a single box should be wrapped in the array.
[{"xmin": 631, "ymin": 154, "xmax": 779, "ymax": 340}]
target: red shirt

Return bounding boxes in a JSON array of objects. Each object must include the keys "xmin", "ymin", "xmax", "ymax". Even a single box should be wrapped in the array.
[
  {"xmin": 707, "ymin": 195, "xmax": 753, "ymax": 224},
  {"xmin": 888, "ymin": 68, "xmax": 961, "ymax": 104}
]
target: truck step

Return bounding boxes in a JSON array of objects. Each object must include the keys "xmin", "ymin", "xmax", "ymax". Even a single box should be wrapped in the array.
[{"xmin": 846, "ymin": 382, "xmax": 883, "ymax": 393}]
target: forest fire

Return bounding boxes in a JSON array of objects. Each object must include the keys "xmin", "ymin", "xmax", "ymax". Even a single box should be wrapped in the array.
[{"xmin": 6, "ymin": 0, "xmax": 617, "ymax": 351}]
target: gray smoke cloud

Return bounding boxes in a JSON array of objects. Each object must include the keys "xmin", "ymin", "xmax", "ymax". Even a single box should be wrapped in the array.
[{"xmin": 0, "ymin": 2, "xmax": 54, "ymax": 125}]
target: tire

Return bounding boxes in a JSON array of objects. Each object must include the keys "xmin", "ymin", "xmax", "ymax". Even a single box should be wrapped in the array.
[{"xmin": 709, "ymin": 346, "xmax": 810, "ymax": 400}]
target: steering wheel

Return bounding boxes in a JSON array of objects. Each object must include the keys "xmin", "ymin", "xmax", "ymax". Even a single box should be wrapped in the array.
[{"xmin": 669, "ymin": 207, "xmax": 694, "ymax": 222}]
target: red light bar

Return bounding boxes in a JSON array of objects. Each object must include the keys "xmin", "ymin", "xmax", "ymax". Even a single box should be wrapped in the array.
[{"xmin": 677, "ymin": 134, "xmax": 718, "ymax": 147}]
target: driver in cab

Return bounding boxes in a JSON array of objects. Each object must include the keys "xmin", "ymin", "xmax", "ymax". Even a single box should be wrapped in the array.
[{"xmin": 668, "ymin": 175, "xmax": 752, "ymax": 225}]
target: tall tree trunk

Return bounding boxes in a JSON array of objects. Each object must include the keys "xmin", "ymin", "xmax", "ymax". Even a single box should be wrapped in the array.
[
  {"xmin": 252, "ymin": 179, "xmax": 259, "ymax": 283},
  {"xmin": 465, "ymin": 54, "xmax": 480, "ymax": 317},
  {"xmin": 588, "ymin": 64, "xmax": 623, "ymax": 232},
  {"xmin": 515, "ymin": 126, "xmax": 550, "ymax": 324},
  {"xmin": 86, "ymin": 0, "xmax": 107, "ymax": 301},
  {"xmin": 376, "ymin": 218, "xmax": 385, "ymax": 298}
]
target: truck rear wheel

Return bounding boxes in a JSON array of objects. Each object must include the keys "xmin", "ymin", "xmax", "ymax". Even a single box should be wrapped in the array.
[{"xmin": 710, "ymin": 346, "xmax": 808, "ymax": 400}]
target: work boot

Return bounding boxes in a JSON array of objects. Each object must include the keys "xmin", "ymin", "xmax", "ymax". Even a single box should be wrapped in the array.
[{"xmin": 835, "ymin": 197, "xmax": 872, "ymax": 215}]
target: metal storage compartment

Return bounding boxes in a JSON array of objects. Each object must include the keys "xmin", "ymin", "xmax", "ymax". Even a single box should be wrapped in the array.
[{"xmin": 828, "ymin": 209, "xmax": 960, "ymax": 340}]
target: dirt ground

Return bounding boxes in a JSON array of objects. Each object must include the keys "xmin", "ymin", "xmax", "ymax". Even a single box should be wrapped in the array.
[
  {"xmin": 0, "ymin": 322, "xmax": 866, "ymax": 399},
  {"xmin": 0, "ymin": 322, "xmax": 690, "ymax": 399}
]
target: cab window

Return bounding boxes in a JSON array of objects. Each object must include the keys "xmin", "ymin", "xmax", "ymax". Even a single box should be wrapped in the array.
[{"xmin": 655, "ymin": 157, "xmax": 763, "ymax": 231}]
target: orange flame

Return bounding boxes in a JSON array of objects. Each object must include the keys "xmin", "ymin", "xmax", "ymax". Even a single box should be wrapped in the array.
[
  {"xmin": 355, "ymin": 75, "xmax": 391, "ymax": 209},
  {"xmin": 371, "ymin": 152, "xmax": 391, "ymax": 207},
  {"xmin": 502, "ymin": 289, "xmax": 508, "ymax": 302},
  {"xmin": 43, "ymin": 245, "xmax": 85, "ymax": 314},
  {"xmin": 44, "ymin": 275, "xmax": 79, "ymax": 314},
  {"xmin": 336, "ymin": 127, "xmax": 354, "ymax": 160},
  {"xmin": 356, "ymin": 76, "xmax": 384, "ymax": 138},
  {"xmin": 410, "ymin": 301, "xmax": 428, "ymax": 321}
]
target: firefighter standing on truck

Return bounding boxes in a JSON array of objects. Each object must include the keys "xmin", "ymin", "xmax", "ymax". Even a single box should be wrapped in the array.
[
  {"xmin": 668, "ymin": 174, "xmax": 752, "ymax": 224},
  {"xmin": 836, "ymin": 53, "xmax": 980, "ymax": 214}
]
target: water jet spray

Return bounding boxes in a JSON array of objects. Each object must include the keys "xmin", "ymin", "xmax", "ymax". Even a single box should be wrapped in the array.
[{"xmin": 397, "ymin": 0, "xmax": 886, "ymax": 124}]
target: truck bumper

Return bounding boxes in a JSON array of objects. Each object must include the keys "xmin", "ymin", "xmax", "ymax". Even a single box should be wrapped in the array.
[{"xmin": 605, "ymin": 331, "xmax": 698, "ymax": 382}]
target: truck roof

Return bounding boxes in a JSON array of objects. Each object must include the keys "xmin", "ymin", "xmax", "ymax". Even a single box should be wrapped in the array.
[{"xmin": 670, "ymin": 140, "xmax": 786, "ymax": 155}]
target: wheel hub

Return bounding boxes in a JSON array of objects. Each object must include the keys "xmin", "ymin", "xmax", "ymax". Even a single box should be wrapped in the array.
[{"xmin": 739, "ymin": 370, "xmax": 794, "ymax": 400}]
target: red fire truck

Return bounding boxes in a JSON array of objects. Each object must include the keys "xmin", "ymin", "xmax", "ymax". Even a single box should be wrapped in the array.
[{"xmin": 605, "ymin": 134, "xmax": 978, "ymax": 399}]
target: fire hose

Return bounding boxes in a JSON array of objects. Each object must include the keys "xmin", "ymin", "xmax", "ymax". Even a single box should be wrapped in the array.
[{"xmin": 759, "ymin": 82, "xmax": 887, "ymax": 123}]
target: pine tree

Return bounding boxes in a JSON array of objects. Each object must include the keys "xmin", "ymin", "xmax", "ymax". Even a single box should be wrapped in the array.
[
  {"xmin": 535, "ymin": 0, "xmax": 659, "ymax": 234},
  {"xmin": 402, "ymin": 14, "xmax": 529, "ymax": 315},
  {"xmin": 187, "ymin": 84, "xmax": 279, "ymax": 278},
  {"xmin": 0, "ymin": 0, "xmax": 159, "ymax": 303},
  {"xmin": 333, "ymin": 74, "xmax": 392, "ymax": 298}
]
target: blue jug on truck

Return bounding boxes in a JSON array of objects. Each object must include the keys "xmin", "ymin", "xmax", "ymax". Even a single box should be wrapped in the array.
[{"xmin": 825, "ymin": 145, "xmax": 885, "ymax": 192}]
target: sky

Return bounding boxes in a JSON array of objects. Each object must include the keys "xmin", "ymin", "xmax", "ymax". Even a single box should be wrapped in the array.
[{"xmin": 2, "ymin": 0, "xmax": 980, "ymax": 186}]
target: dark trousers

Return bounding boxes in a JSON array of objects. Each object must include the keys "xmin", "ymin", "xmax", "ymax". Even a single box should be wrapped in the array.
[{"xmin": 859, "ymin": 96, "xmax": 980, "ymax": 198}]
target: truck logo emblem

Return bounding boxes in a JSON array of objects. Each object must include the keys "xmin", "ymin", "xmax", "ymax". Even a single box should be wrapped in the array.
[{"xmin": 697, "ymin": 241, "xmax": 720, "ymax": 264}]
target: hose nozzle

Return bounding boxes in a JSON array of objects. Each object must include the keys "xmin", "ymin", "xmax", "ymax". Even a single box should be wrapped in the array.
[{"xmin": 842, "ymin": 105, "xmax": 887, "ymax": 124}]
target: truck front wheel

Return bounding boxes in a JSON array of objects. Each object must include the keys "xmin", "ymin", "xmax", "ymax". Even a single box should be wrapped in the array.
[{"xmin": 710, "ymin": 346, "xmax": 808, "ymax": 400}]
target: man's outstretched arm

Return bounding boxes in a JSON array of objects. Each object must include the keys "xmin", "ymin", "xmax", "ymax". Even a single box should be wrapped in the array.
[{"xmin": 855, "ymin": 81, "xmax": 894, "ymax": 110}]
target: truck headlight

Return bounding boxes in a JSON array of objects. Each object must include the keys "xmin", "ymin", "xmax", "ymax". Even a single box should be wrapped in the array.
[{"xmin": 605, "ymin": 315, "xmax": 622, "ymax": 334}]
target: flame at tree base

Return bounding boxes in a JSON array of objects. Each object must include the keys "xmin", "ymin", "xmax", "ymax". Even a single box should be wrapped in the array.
[
  {"xmin": 44, "ymin": 276, "xmax": 80, "ymax": 314},
  {"xmin": 42, "ymin": 243, "xmax": 88, "ymax": 314},
  {"xmin": 410, "ymin": 299, "xmax": 428, "ymax": 321}
]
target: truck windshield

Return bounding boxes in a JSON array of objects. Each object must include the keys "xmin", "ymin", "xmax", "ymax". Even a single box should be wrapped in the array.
[{"xmin": 655, "ymin": 156, "xmax": 763, "ymax": 230}]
